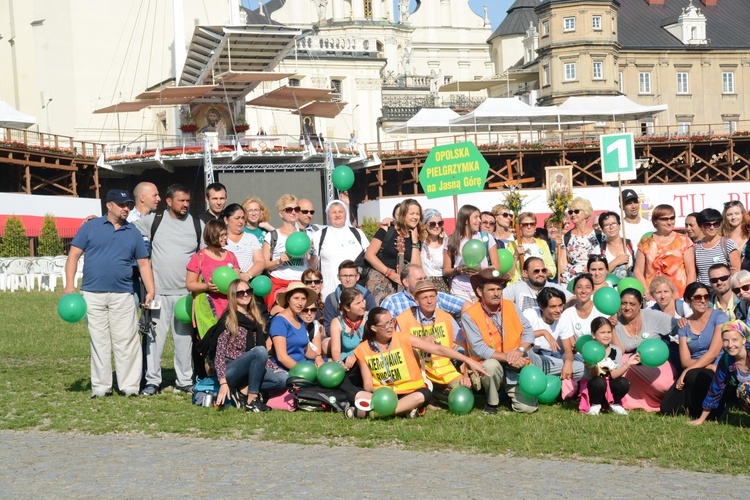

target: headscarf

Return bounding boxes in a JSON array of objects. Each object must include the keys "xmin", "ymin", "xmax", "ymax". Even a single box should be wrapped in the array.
[
  {"xmin": 721, "ymin": 320, "xmax": 750, "ymax": 340},
  {"xmin": 325, "ymin": 199, "xmax": 352, "ymax": 227},
  {"xmin": 423, "ymin": 208, "xmax": 441, "ymax": 223}
]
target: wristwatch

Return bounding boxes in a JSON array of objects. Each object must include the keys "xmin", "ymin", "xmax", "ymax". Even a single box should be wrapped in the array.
[{"xmin": 518, "ymin": 346, "xmax": 527, "ymax": 354}]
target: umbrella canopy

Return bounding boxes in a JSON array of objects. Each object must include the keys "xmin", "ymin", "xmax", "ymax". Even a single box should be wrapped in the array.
[{"xmin": 0, "ymin": 100, "xmax": 36, "ymax": 129}]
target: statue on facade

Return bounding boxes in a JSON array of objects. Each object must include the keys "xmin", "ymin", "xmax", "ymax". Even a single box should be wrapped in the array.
[
  {"xmin": 399, "ymin": 0, "xmax": 410, "ymax": 23},
  {"xmin": 315, "ymin": 0, "xmax": 327, "ymax": 23},
  {"xmin": 401, "ymin": 47, "xmax": 413, "ymax": 76}
]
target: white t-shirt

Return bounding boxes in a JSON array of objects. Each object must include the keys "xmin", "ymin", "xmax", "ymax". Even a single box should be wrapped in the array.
[
  {"xmin": 557, "ymin": 304, "xmax": 606, "ymax": 341},
  {"xmin": 224, "ymin": 232, "xmax": 262, "ymax": 273},
  {"xmin": 523, "ymin": 307, "xmax": 561, "ymax": 351},
  {"xmin": 624, "ymin": 218, "xmax": 654, "ymax": 246},
  {"xmin": 264, "ymin": 230, "xmax": 310, "ymax": 281}
]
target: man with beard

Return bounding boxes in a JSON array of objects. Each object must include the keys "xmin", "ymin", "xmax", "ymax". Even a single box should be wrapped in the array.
[{"xmin": 503, "ymin": 257, "xmax": 571, "ymax": 311}]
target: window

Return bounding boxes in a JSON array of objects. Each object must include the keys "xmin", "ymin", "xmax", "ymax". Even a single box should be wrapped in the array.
[
  {"xmin": 639, "ymin": 72, "xmax": 651, "ymax": 94},
  {"xmin": 564, "ymin": 62, "xmax": 577, "ymax": 81},
  {"xmin": 677, "ymin": 122, "xmax": 691, "ymax": 134},
  {"xmin": 618, "ymin": 71, "xmax": 624, "ymax": 93},
  {"xmin": 543, "ymin": 65, "xmax": 550, "ymax": 86},
  {"xmin": 289, "ymin": 78, "xmax": 301, "ymax": 87},
  {"xmin": 563, "ymin": 17, "xmax": 576, "ymax": 31},
  {"xmin": 723, "ymin": 72, "xmax": 735, "ymax": 93},
  {"xmin": 725, "ymin": 121, "xmax": 738, "ymax": 134},
  {"xmin": 677, "ymin": 73, "xmax": 689, "ymax": 94},
  {"xmin": 641, "ymin": 121, "xmax": 654, "ymax": 136},
  {"xmin": 542, "ymin": 20, "xmax": 550, "ymax": 36},
  {"xmin": 593, "ymin": 61, "xmax": 603, "ymax": 80},
  {"xmin": 592, "ymin": 16, "xmax": 602, "ymax": 30},
  {"xmin": 330, "ymin": 79, "xmax": 342, "ymax": 102}
]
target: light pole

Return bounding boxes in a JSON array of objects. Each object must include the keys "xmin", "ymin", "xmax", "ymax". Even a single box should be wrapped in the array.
[{"xmin": 42, "ymin": 98, "xmax": 53, "ymax": 133}]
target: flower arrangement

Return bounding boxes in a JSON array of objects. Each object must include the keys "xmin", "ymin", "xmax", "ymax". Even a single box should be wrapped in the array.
[
  {"xmin": 547, "ymin": 184, "xmax": 573, "ymax": 226},
  {"xmin": 233, "ymin": 117, "xmax": 249, "ymax": 133},
  {"xmin": 179, "ymin": 110, "xmax": 197, "ymax": 133},
  {"xmin": 503, "ymin": 183, "xmax": 527, "ymax": 221}
]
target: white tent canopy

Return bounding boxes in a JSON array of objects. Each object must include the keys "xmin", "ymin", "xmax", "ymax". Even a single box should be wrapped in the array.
[
  {"xmin": 555, "ymin": 95, "xmax": 668, "ymax": 122},
  {"xmin": 449, "ymin": 97, "xmax": 561, "ymax": 128},
  {"xmin": 0, "ymin": 100, "xmax": 36, "ymax": 129},
  {"xmin": 385, "ymin": 107, "xmax": 475, "ymax": 134}
]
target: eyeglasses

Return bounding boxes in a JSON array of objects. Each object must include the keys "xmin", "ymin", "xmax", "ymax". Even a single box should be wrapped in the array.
[
  {"xmin": 732, "ymin": 283, "xmax": 750, "ymax": 295},
  {"xmin": 246, "ymin": 208, "xmax": 260, "ymax": 213},
  {"xmin": 481, "ymin": 220, "xmax": 495, "ymax": 226},
  {"xmin": 426, "ymin": 220, "xmax": 445, "ymax": 228},
  {"xmin": 724, "ymin": 200, "xmax": 743, "ymax": 208},
  {"xmin": 375, "ymin": 319, "xmax": 395, "ymax": 329},
  {"xmin": 567, "ymin": 209, "xmax": 582, "ymax": 215},
  {"xmin": 496, "ymin": 212, "xmax": 512, "ymax": 218},
  {"xmin": 657, "ymin": 216, "xmax": 676, "ymax": 222},
  {"xmin": 235, "ymin": 289, "xmax": 252, "ymax": 298},
  {"xmin": 690, "ymin": 293, "xmax": 710, "ymax": 302},
  {"xmin": 530, "ymin": 268, "xmax": 549, "ymax": 274},
  {"xmin": 702, "ymin": 221, "xmax": 721, "ymax": 229},
  {"xmin": 301, "ymin": 307, "xmax": 318, "ymax": 314},
  {"xmin": 602, "ymin": 222, "xmax": 620, "ymax": 229},
  {"xmin": 283, "ymin": 206, "xmax": 301, "ymax": 214},
  {"xmin": 303, "ymin": 279, "xmax": 322, "ymax": 285},
  {"xmin": 520, "ymin": 222, "xmax": 536, "ymax": 228},
  {"xmin": 299, "ymin": 209, "xmax": 315, "ymax": 215},
  {"xmin": 338, "ymin": 274, "xmax": 358, "ymax": 280},
  {"xmin": 709, "ymin": 275, "xmax": 730, "ymax": 284}
]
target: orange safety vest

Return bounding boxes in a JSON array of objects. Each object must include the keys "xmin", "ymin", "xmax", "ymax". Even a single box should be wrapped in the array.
[
  {"xmin": 354, "ymin": 329, "xmax": 426, "ymax": 395},
  {"xmin": 396, "ymin": 308, "xmax": 461, "ymax": 386},
  {"xmin": 465, "ymin": 300, "xmax": 525, "ymax": 362}
]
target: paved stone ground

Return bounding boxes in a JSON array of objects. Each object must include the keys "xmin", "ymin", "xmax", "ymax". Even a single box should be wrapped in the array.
[{"xmin": 1, "ymin": 430, "xmax": 748, "ymax": 498}]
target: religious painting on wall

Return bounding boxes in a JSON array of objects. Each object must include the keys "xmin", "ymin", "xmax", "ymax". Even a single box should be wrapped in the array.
[{"xmin": 191, "ymin": 103, "xmax": 231, "ymax": 138}]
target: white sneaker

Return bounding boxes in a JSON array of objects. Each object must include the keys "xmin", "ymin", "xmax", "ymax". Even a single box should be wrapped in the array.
[
  {"xmin": 586, "ymin": 404, "xmax": 601, "ymax": 415},
  {"xmin": 609, "ymin": 404, "xmax": 628, "ymax": 415}
]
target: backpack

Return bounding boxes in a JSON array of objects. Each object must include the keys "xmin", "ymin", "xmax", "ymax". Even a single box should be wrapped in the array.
[
  {"xmin": 286, "ymin": 376, "xmax": 349, "ymax": 412},
  {"xmin": 150, "ymin": 211, "xmax": 202, "ymax": 254}
]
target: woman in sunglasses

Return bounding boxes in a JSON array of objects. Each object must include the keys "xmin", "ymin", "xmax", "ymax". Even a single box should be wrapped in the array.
[
  {"xmin": 685, "ymin": 208, "xmax": 740, "ymax": 286},
  {"xmin": 213, "ymin": 279, "xmax": 286, "ymax": 413},
  {"xmin": 661, "ymin": 282, "xmax": 729, "ymax": 417},
  {"xmin": 330, "ymin": 288, "xmax": 367, "ymax": 372},
  {"xmin": 263, "ymin": 194, "xmax": 318, "ymax": 309},
  {"xmin": 421, "ymin": 208, "xmax": 449, "ymax": 292},
  {"xmin": 506, "ymin": 212, "xmax": 556, "ymax": 283},
  {"xmin": 634, "ymin": 204, "xmax": 694, "ymax": 300},
  {"xmin": 559, "ymin": 197, "xmax": 601, "ymax": 285},
  {"xmin": 269, "ymin": 282, "xmax": 323, "ymax": 370},
  {"xmin": 490, "ymin": 203, "xmax": 515, "ymax": 247},
  {"xmin": 443, "ymin": 204, "xmax": 500, "ymax": 300},
  {"xmin": 611, "ymin": 288, "xmax": 677, "ymax": 412},
  {"xmin": 729, "ymin": 270, "xmax": 750, "ymax": 322},
  {"xmin": 721, "ymin": 200, "xmax": 748, "ymax": 255}
]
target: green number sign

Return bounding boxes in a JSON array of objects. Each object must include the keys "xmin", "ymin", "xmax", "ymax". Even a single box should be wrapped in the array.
[
  {"xmin": 419, "ymin": 142, "xmax": 490, "ymax": 199},
  {"xmin": 600, "ymin": 133, "xmax": 636, "ymax": 182}
]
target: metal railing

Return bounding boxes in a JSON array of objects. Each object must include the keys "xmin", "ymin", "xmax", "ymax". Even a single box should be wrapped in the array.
[{"xmin": 0, "ymin": 127, "xmax": 105, "ymax": 159}]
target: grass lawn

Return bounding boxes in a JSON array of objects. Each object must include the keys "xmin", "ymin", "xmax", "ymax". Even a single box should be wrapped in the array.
[{"xmin": 3, "ymin": 291, "xmax": 749, "ymax": 474}]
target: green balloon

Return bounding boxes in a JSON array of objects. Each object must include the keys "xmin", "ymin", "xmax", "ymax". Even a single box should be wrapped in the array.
[
  {"xmin": 317, "ymin": 361, "xmax": 346, "ymax": 388},
  {"xmin": 617, "ymin": 277, "xmax": 645, "ymax": 295},
  {"xmin": 332, "ymin": 165, "xmax": 355, "ymax": 191},
  {"xmin": 447, "ymin": 385, "xmax": 475, "ymax": 415},
  {"xmin": 250, "ymin": 275, "xmax": 272, "ymax": 297},
  {"xmin": 285, "ymin": 232, "xmax": 311, "ymax": 259},
  {"xmin": 637, "ymin": 338, "xmax": 670, "ymax": 367},
  {"xmin": 575, "ymin": 334, "xmax": 593, "ymax": 353},
  {"xmin": 605, "ymin": 274, "xmax": 621, "ymax": 287},
  {"xmin": 289, "ymin": 361, "xmax": 318, "ymax": 383},
  {"xmin": 537, "ymin": 375, "xmax": 562, "ymax": 404},
  {"xmin": 371, "ymin": 387, "xmax": 398, "ymax": 416},
  {"xmin": 497, "ymin": 248, "xmax": 514, "ymax": 274},
  {"xmin": 582, "ymin": 341, "xmax": 606, "ymax": 365},
  {"xmin": 57, "ymin": 293, "xmax": 87, "ymax": 323},
  {"xmin": 174, "ymin": 295, "xmax": 193, "ymax": 324},
  {"xmin": 212, "ymin": 266, "xmax": 239, "ymax": 295},
  {"xmin": 462, "ymin": 239, "xmax": 486, "ymax": 268},
  {"xmin": 518, "ymin": 364, "xmax": 547, "ymax": 397},
  {"xmin": 567, "ymin": 280, "xmax": 576, "ymax": 293},
  {"xmin": 593, "ymin": 287, "xmax": 621, "ymax": 316}
]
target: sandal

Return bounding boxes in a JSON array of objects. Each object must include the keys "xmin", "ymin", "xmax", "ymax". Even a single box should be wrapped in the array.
[{"xmin": 344, "ymin": 406, "xmax": 357, "ymax": 419}]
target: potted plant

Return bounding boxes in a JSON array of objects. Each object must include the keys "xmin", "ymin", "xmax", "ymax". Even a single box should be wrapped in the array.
[
  {"xmin": 233, "ymin": 117, "xmax": 250, "ymax": 134},
  {"xmin": 179, "ymin": 110, "xmax": 197, "ymax": 133}
]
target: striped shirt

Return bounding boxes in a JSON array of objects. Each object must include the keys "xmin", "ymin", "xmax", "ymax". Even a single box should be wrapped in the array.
[{"xmin": 695, "ymin": 238, "xmax": 737, "ymax": 284}]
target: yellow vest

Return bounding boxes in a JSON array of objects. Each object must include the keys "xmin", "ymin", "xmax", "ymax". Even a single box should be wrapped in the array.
[
  {"xmin": 465, "ymin": 300, "xmax": 525, "ymax": 362},
  {"xmin": 396, "ymin": 308, "xmax": 461, "ymax": 386},
  {"xmin": 354, "ymin": 329, "xmax": 426, "ymax": 394}
]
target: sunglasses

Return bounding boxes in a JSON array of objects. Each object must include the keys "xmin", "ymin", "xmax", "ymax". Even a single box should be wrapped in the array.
[
  {"xmin": 724, "ymin": 200, "xmax": 743, "ymax": 208},
  {"xmin": 283, "ymin": 206, "xmax": 301, "ymax": 214},
  {"xmin": 427, "ymin": 220, "xmax": 445, "ymax": 228},
  {"xmin": 496, "ymin": 212, "xmax": 512, "ymax": 218},
  {"xmin": 301, "ymin": 307, "xmax": 318, "ymax": 314},
  {"xmin": 657, "ymin": 216, "xmax": 676, "ymax": 222},
  {"xmin": 530, "ymin": 268, "xmax": 549, "ymax": 274},
  {"xmin": 732, "ymin": 283, "xmax": 750, "ymax": 295},
  {"xmin": 567, "ymin": 209, "xmax": 582, "ymax": 215},
  {"xmin": 709, "ymin": 275, "xmax": 730, "ymax": 284},
  {"xmin": 236, "ymin": 289, "xmax": 252, "ymax": 298},
  {"xmin": 520, "ymin": 222, "xmax": 536, "ymax": 228},
  {"xmin": 702, "ymin": 221, "xmax": 721, "ymax": 229},
  {"xmin": 299, "ymin": 209, "xmax": 315, "ymax": 215},
  {"xmin": 303, "ymin": 279, "xmax": 322, "ymax": 285},
  {"xmin": 690, "ymin": 293, "xmax": 710, "ymax": 302}
]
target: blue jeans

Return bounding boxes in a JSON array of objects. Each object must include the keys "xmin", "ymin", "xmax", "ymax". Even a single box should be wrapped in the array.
[{"xmin": 224, "ymin": 346, "xmax": 288, "ymax": 394}]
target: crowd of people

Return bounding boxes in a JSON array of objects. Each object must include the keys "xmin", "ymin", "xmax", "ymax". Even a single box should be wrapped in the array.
[{"xmin": 65, "ymin": 181, "xmax": 750, "ymax": 423}]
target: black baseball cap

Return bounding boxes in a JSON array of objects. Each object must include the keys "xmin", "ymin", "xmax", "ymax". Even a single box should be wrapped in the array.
[
  {"xmin": 621, "ymin": 189, "xmax": 638, "ymax": 204},
  {"xmin": 105, "ymin": 189, "xmax": 134, "ymax": 204}
]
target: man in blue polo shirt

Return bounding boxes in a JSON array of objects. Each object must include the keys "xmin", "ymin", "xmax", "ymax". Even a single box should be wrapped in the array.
[{"xmin": 65, "ymin": 189, "xmax": 155, "ymax": 398}]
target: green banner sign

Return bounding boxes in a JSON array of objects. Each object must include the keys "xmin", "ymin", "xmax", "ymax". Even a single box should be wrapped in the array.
[{"xmin": 419, "ymin": 141, "xmax": 490, "ymax": 199}]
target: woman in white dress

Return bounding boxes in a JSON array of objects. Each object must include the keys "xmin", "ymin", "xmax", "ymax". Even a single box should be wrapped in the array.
[
  {"xmin": 312, "ymin": 200, "xmax": 369, "ymax": 301},
  {"xmin": 420, "ymin": 208, "xmax": 449, "ymax": 292}
]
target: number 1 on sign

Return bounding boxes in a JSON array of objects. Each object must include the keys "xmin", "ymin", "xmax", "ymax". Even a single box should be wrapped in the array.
[{"xmin": 606, "ymin": 139, "xmax": 628, "ymax": 169}]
